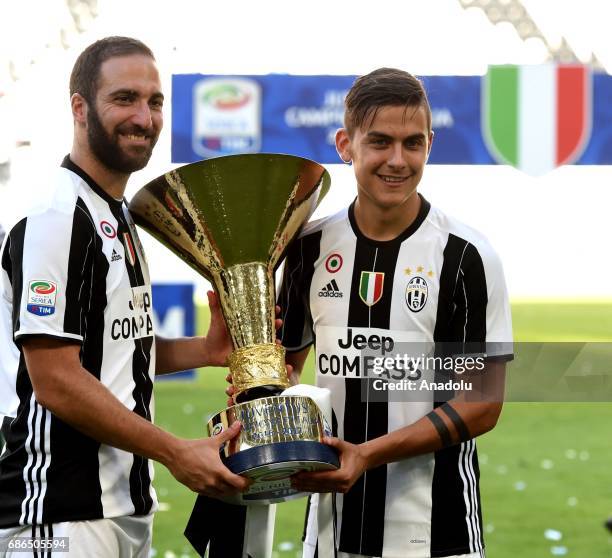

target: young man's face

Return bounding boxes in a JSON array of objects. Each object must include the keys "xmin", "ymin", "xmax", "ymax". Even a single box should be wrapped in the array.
[
  {"xmin": 336, "ymin": 104, "xmax": 433, "ymax": 211},
  {"xmin": 86, "ymin": 54, "xmax": 164, "ymax": 174}
]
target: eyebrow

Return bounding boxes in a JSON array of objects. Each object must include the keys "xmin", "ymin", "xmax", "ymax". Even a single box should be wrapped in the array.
[
  {"xmin": 365, "ymin": 131, "xmax": 426, "ymax": 142},
  {"xmin": 108, "ymin": 88, "xmax": 165, "ymax": 101}
]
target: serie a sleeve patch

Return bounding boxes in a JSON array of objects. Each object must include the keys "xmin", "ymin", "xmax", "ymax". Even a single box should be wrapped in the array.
[{"xmin": 26, "ymin": 279, "xmax": 58, "ymax": 316}]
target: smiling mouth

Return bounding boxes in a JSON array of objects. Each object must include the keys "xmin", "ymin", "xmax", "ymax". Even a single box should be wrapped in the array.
[
  {"xmin": 122, "ymin": 133, "xmax": 149, "ymax": 142},
  {"xmin": 377, "ymin": 174, "xmax": 409, "ymax": 183}
]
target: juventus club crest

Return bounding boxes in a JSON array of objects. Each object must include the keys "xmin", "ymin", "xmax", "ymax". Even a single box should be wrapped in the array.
[
  {"xmin": 405, "ymin": 276, "xmax": 428, "ymax": 312},
  {"xmin": 359, "ymin": 271, "xmax": 384, "ymax": 307}
]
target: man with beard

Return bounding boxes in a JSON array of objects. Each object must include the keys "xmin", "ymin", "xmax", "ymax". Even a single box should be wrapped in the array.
[{"xmin": 0, "ymin": 37, "xmax": 248, "ymax": 557}]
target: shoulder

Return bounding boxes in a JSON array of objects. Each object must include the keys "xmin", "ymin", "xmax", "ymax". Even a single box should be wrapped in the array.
[
  {"xmin": 285, "ymin": 206, "xmax": 348, "ymax": 265},
  {"xmin": 10, "ymin": 168, "xmax": 97, "ymax": 246},
  {"xmin": 298, "ymin": 206, "xmax": 349, "ymax": 240},
  {"xmin": 425, "ymin": 205, "xmax": 503, "ymax": 269}
]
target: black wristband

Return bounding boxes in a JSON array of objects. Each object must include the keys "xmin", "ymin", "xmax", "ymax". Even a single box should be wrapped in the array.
[
  {"xmin": 440, "ymin": 403, "xmax": 471, "ymax": 442},
  {"xmin": 426, "ymin": 411, "xmax": 452, "ymax": 447}
]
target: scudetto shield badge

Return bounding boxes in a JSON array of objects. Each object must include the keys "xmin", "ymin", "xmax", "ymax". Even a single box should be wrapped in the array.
[
  {"xmin": 359, "ymin": 271, "xmax": 384, "ymax": 307},
  {"xmin": 405, "ymin": 276, "xmax": 428, "ymax": 312},
  {"xmin": 482, "ymin": 64, "xmax": 592, "ymax": 176}
]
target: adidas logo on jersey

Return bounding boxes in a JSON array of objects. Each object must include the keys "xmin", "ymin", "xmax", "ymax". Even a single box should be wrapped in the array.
[
  {"xmin": 111, "ymin": 249, "xmax": 122, "ymax": 262},
  {"xmin": 319, "ymin": 279, "xmax": 343, "ymax": 298}
]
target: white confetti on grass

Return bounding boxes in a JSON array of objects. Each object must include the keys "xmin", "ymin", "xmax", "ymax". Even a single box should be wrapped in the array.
[
  {"xmin": 182, "ymin": 403, "xmax": 194, "ymax": 415},
  {"xmin": 278, "ymin": 541, "xmax": 295, "ymax": 551},
  {"xmin": 564, "ymin": 449, "xmax": 577, "ymax": 460},
  {"xmin": 545, "ymin": 529, "xmax": 563, "ymax": 541},
  {"xmin": 485, "ymin": 523, "xmax": 495, "ymax": 534},
  {"xmin": 567, "ymin": 497, "xmax": 578, "ymax": 507},
  {"xmin": 158, "ymin": 487, "xmax": 169, "ymax": 497},
  {"xmin": 514, "ymin": 481, "xmax": 527, "ymax": 491},
  {"xmin": 496, "ymin": 465, "xmax": 508, "ymax": 475},
  {"xmin": 579, "ymin": 450, "xmax": 590, "ymax": 461},
  {"xmin": 479, "ymin": 454, "xmax": 489, "ymax": 465},
  {"xmin": 541, "ymin": 459, "xmax": 554, "ymax": 470},
  {"xmin": 550, "ymin": 546, "xmax": 568, "ymax": 555},
  {"xmin": 164, "ymin": 551, "xmax": 177, "ymax": 558},
  {"xmin": 158, "ymin": 502, "xmax": 171, "ymax": 512}
]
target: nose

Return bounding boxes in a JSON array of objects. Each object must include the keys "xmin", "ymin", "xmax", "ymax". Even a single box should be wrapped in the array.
[
  {"xmin": 131, "ymin": 100, "xmax": 153, "ymax": 130},
  {"xmin": 388, "ymin": 143, "xmax": 406, "ymax": 169}
]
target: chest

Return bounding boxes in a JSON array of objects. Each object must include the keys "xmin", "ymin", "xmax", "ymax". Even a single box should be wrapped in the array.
[{"xmin": 308, "ymin": 235, "xmax": 446, "ymax": 337}]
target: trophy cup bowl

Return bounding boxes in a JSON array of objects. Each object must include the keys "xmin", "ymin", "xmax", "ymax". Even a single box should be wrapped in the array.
[{"xmin": 129, "ymin": 153, "xmax": 338, "ymax": 504}]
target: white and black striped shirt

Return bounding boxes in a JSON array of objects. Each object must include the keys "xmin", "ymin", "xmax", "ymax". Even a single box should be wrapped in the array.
[
  {"xmin": 278, "ymin": 197, "xmax": 513, "ymax": 558},
  {"xmin": 0, "ymin": 156, "xmax": 157, "ymax": 527}
]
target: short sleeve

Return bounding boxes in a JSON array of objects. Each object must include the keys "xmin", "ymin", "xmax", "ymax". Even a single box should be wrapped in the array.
[
  {"xmin": 462, "ymin": 241, "xmax": 513, "ymax": 359},
  {"xmin": 12, "ymin": 206, "xmax": 96, "ymax": 344},
  {"xmin": 277, "ymin": 237, "xmax": 315, "ymax": 352}
]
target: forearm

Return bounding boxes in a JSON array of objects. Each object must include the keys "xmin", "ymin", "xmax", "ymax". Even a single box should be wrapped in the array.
[
  {"xmin": 285, "ymin": 346, "xmax": 311, "ymax": 385},
  {"xmin": 361, "ymin": 400, "xmax": 503, "ymax": 470},
  {"xmin": 36, "ymin": 364, "xmax": 179, "ymax": 467},
  {"xmin": 155, "ymin": 335, "xmax": 209, "ymax": 375}
]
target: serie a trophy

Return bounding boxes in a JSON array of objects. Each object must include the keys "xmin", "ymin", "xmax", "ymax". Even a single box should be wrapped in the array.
[{"xmin": 129, "ymin": 154, "xmax": 338, "ymax": 505}]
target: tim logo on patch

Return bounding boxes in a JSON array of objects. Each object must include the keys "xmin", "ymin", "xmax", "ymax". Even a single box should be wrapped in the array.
[
  {"xmin": 27, "ymin": 280, "xmax": 57, "ymax": 316},
  {"xmin": 192, "ymin": 77, "xmax": 261, "ymax": 158}
]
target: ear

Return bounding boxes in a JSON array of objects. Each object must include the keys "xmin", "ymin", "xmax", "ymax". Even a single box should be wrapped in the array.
[
  {"xmin": 426, "ymin": 130, "xmax": 434, "ymax": 159},
  {"xmin": 335, "ymin": 128, "xmax": 352, "ymax": 164},
  {"xmin": 71, "ymin": 93, "xmax": 88, "ymax": 125}
]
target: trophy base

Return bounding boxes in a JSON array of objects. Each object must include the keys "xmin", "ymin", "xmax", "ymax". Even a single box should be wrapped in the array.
[{"xmin": 221, "ymin": 441, "xmax": 339, "ymax": 505}]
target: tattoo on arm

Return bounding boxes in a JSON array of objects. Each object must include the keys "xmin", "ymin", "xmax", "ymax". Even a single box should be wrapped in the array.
[
  {"xmin": 440, "ymin": 403, "xmax": 472, "ymax": 442},
  {"xmin": 426, "ymin": 410, "xmax": 452, "ymax": 447}
]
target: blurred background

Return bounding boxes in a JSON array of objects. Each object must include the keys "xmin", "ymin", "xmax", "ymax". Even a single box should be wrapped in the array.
[{"xmin": 1, "ymin": 1, "xmax": 611, "ymax": 556}]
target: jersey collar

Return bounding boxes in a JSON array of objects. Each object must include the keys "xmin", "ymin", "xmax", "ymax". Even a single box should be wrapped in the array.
[
  {"xmin": 61, "ymin": 155, "xmax": 125, "ymax": 210},
  {"xmin": 348, "ymin": 193, "xmax": 431, "ymax": 247}
]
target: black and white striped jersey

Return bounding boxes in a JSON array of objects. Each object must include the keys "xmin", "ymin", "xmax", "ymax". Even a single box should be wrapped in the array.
[
  {"xmin": 0, "ymin": 156, "xmax": 157, "ymax": 527},
  {"xmin": 278, "ymin": 197, "xmax": 513, "ymax": 558}
]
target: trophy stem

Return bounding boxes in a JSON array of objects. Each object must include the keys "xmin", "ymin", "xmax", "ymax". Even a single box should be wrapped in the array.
[
  {"xmin": 216, "ymin": 262, "xmax": 276, "ymax": 347},
  {"xmin": 215, "ymin": 262, "xmax": 289, "ymax": 399}
]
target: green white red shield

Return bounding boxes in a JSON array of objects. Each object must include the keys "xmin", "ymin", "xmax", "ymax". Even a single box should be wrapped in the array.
[
  {"xmin": 482, "ymin": 64, "xmax": 592, "ymax": 176},
  {"xmin": 359, "ymin": 271, "xmax": 384, "ymax": 307},
  {"xmin": 123, "ymin": 233, "xmax": 136, "ymax": 266}
]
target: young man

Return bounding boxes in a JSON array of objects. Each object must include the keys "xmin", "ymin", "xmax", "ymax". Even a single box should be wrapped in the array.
[
  {"xmin": 0, "ymin": 37, "xmax": 248, "ymax": 557},
  {"xmin": 279, "ymin": 68, "xmax": 513, "ymax": 557}
]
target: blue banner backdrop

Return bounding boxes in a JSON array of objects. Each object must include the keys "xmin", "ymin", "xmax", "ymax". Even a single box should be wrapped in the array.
[
  {"xmin": 172, "ymin": 73, "xmax": 612, "ymax": 166},
  {"xmin": 152, "ymin": 283, "xmax": 195, "ymax": 380}
]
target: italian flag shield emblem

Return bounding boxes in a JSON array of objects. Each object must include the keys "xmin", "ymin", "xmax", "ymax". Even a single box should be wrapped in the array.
[
  {"xmin": 359, "ymin": 271, "xmax": 384, "ymax": 307},
  {"xmin": 123, "ymin": 232, "xmax": 136, "ymax": 266},
  {"xmin": 483, "ymin": 64, "xmax": 592, "ymax": 176}
]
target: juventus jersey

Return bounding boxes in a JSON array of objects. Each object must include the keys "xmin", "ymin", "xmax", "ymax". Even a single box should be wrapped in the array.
[
  {"xmin": 278, "ymin": 197, "xmax": 513, "ymax": 558},
  {"xmin": 0, "ymin": 156, "xmax": 157, "ymax": 527}
]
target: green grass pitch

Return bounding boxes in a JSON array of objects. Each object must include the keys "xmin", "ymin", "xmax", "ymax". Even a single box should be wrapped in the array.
[{"xmin": 151, "ymin": 302, "xmax": 612, "ymax": 557}]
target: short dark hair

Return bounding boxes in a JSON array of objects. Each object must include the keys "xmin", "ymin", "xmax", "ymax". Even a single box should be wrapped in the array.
[
  {"xmin": 69, "ymin": 36, "xmax": 155, "ymax": 104},
  {"xmin": 344, "ymin": 67, "xmax": 431, "ymax": 135}
]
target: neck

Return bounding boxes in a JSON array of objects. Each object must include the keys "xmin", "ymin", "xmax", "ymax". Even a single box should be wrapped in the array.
[
  {"xmin": 70, "ymin": 144, "xmax": 129, "ymax": 200},
  {"xmin": 353, "ymin": 193, "xmax": 421, "ymax": 242}
]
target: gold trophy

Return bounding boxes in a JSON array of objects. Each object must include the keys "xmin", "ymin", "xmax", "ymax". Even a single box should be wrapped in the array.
[{"xmin": 129, "ymin": 154, "xmax": 338, "ymax": 504}]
